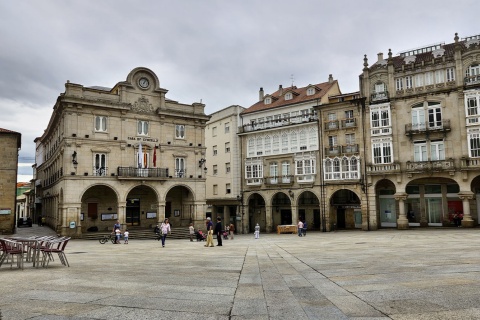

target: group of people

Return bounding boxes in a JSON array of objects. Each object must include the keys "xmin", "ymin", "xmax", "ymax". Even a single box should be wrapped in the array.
[
  {"xmin": 297, "ymin": 219, "xmax": 308, "ymax": 237},
  {"xmin": 202, "ymin": 217, "xmax": 235, "ymax": 247},
  {"xmin": 113, "ymin": 220, "xmax": 129, "ymax": 244}
]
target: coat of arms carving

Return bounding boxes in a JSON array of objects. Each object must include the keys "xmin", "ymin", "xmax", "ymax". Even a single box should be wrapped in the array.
[{"xmin": 132, "ymin": 96, "xmax": 154, "ymax": 113}]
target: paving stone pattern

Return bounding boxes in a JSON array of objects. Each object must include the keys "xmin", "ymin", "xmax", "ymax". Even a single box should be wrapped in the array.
[{"xmin": 1, "ymin": 226, "xmax": 480, "ymax": 319}]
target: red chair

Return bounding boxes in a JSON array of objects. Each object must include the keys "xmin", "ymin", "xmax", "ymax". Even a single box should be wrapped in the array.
[
  {"xmin": 0, "ymin": 239, "xmax": 24, "ymax": 269},
  {"xmin": 41, "ymin": 237, "xmax": 71, "ymax": 268}
]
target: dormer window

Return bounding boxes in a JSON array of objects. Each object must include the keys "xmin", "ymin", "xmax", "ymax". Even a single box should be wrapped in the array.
[
  {"xmin": 265, "ymin": 97, "xmax": 272, "ymax": 105},
  {"xmin": 307, "ymin": 87, "xmax": 315, "ymax": 96},
  {"xmin": 285, "ymin": 92, "xmax": 293, "ymax": 100}
]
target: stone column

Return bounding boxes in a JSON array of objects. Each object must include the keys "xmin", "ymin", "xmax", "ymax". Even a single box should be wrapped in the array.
[
  {"xmin": 394, "ymin": 192, "xmax": 409, "ymax": 230},
  {"xmin": 117, "ymin": 201, "xmax": 126, "ymax": 229},
  {"xmin": 157, "ymin": 202, "xmax": 165, "ymax": 225},
  {"xmin": 265, "ymin": 205, "xmax": 272, "ymax": 233},
  {"xmin": 458, "ymin": 191, "xmax": 474, "ymax": 228},
  {"xmin": 291, "ymin": 205, "xmax": 298, "ymax": 227}
]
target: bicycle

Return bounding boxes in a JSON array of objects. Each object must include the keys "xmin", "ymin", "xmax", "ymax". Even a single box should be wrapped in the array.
[{"xmin": 99, "ymin": 233, "xmax": 116, "ymax": 244}]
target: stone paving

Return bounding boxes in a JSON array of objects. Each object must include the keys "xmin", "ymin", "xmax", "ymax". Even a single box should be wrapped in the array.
[{"xmin": 1, "ymin": 225, "xmax": 480, "ymax": 319}]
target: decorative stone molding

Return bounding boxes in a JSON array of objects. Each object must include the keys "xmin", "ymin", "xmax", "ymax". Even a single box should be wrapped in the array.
[{"xmin": 132, "ymin": 96, "xmax": 154, "ymax": 114}]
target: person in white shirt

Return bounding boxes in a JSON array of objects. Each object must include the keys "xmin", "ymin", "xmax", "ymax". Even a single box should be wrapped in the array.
[
  {"xmin": 189, "ymin": 223, "xmax": 194, "ymax": 242},
  {"xmin": 160, "ymin": 218, "xmax": 171, "ymax": 247},
  {"xmin": 297, "ymin": 220, "xmax": 304, "ymax": 237},
  {"xmin": 123, "ymin": 230, "xmax": 129, "ymax": 244}
]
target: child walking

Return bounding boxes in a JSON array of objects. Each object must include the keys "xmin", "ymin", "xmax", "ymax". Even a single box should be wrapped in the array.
[{"xmin": 124, "ymin": 229, "xmax": 129, "ymax": 244}]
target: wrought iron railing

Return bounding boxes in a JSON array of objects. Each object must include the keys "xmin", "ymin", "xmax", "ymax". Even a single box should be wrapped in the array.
[{"xmin": 117, "ymin": 167, "xmax": 169, "ymax": 178}]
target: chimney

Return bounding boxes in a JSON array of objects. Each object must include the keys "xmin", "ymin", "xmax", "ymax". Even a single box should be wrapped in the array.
[
  {"xmin": 328, "ymin": 74, "xmax": 333, "ymax": 83},
  {"xmin": 377, "ymin": 52, "xmax": 384, "ymax": 61},
  {"xmin": 259, "ymin": 87, "xmax": 264, "ymax": 101},
  {"xmin": 279, "ymin": 84, "xmax": 283, "ymax": 95}
]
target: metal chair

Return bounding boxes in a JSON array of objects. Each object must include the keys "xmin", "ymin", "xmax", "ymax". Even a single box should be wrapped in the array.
[
  {"xmin": 41, "ymin": 237, "xmax": 71, "ymax": 268},
  {"xmin": 0, "ymin": 239, "xmax": 24, "ymax": 269}
]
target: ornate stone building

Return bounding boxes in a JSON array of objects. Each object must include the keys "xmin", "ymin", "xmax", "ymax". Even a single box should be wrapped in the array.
[
  {"xmin": 360, "ymin": 33, "xmax": 480, "ymax": 229},
  {"xmin": 0, "ymin": 128, "xmax": 21, "ymax": 234},
  {"xmin": 35, "ymin": 67, "xmax": 210, "ymax": 236},
  {"xmin": 238, "ymin": 77, "xmax": 341, "ymax": 233}
]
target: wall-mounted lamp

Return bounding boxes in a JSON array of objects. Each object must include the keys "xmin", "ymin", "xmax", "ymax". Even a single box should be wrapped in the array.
[
  {"xmin": 72, "ymin": 151, "xmax": 78, "ymax": 169},
  {"xmin": 288, "ymin": 189, "xmax": 294, "ymax": 198},
  {"xmin": 198, "ymin": 158, "xmax": 206, "ymax": 168}
]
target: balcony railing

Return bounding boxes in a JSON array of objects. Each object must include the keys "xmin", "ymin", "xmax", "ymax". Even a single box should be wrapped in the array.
[
  {"xmin": 371, "ymin": 90, "xmax": 389, "ymax": 102},
  {"xmin": 117, "ymin": 167, "xmax": 169, "ymax": 178},
  {"xmin": 465, "ymin": 75, "xmax": 480, "ymax": 86},
  {"xmin": 406, "ymin": 159, "xmax": 455, "ymax": 173},
  {"xmin": 174, "ymin": 169, "xmax": 187, "ymax": 178},
  {"xmin": 238, "ymin": 114, "xmax": 318, "ymax": 133},
  {"xmin": 366, "ymin": 163, "xmax": 401, "ymax": 175},
  {"xmin": 296, "ymin": 174, "xmax": 315, "ymax": 184},
  {"xmin": 324, "ymin": 120, "xmax": 339, "ymax": 131},
  {"xmin": 325, "ymin": 144, "xmax": 359, "ymax": 156},
  {"xmin": 405, "ymin": 119, "xmax": 451, "ymax": 137},
  {"xmin": 341, "ymin": 118, "xmax": 357, "ymax": 129},
  {"xmin": 246, "ymin": 178, "xmax": 263, "ymax": 186},
  {"xmin": 93, "ymin": 166, "xmax": 108, "ymax": 176},
  {"xmin": 460, "ymin": 157, "xmax": 480, "ymax": 170},
  {"xmin": 264, "ymin": 175, "xmax": 294, "ymax": 186}
]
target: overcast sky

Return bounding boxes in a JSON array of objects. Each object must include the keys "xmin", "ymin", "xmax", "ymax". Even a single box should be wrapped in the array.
[{"xmin": 1, "ymin": 0, "xmax": 478, "ymax": 181}]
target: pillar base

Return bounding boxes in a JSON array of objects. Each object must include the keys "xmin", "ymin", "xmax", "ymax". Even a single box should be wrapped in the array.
[
  {"xmin": 396, "ymin": 217, "xmax": 409, "ymax": 230},
  {"xmin": 461, "ymin": 219, "xmax": 475, "ymax": 228}
]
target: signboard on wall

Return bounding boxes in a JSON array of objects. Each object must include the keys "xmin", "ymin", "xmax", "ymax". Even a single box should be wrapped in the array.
[{"xmin": 0, "ymin": 208, "xmax": 12, "ymax": 215}]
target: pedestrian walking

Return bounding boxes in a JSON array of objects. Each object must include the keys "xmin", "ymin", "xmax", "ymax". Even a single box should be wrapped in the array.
[
  {"xmin": 254, "ymin": 223, "xmax": 260, "ymax": 239},
  {"xmin": 214, "ymin": 217, "xmax": 223, "ymax": 246},
  {"xmin": 297, "ymin": 219, "xmax": 304, "ymax": 237},
  {"xmin": 205, "ymin": 217, "xmax": 214, "ymax": 247},
  {"xmin": 189, "ymin": 223, "xmax": 195, "ymax": 242},
  {"xmin": 302, "ymin": 220, "xmax": 307, "ymax": 236},
  {"xmin": 229, "ymin": 223, "xmax": 235, "ymax": 240},
  {"xmin": 113, "ymin": 220, "xmax": 122, "ymax": 244},
  {"xmin": 160, "ymin": 218, "xmax": 171, "ymax": 247},
  {"xmin": 124, "ymin": 229, "xmax": 129, "ymax": 244}
]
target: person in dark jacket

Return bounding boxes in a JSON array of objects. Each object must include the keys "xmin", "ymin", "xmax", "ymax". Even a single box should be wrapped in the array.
[{"xmin": 214, "ymin": 217, "xmax": 223, "ymax": 246}]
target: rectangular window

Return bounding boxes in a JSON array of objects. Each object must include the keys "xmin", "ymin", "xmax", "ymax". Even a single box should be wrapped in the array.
[
  {"xmin": 405, "ymin": 76, "xmax": 413, "ymax": 89},
  {"xmin": 94, "ymin": 153, "xmax": 107, "ymax": 176},
  {"xmin": 446, "ymin": 67, "xmax": 455, "ymax": 82},
  {"xmin": 212, "ymin": 126, "xmax": 217, "ymax": 136},
  {"xmin": 295, "ymin": 159, "xmax": 315, "ymax": 175},
  {"xmin": 282, "ymin": 161, "xmax": 290, "ymax": 183},
  {"xmin": 175, "ymin": 157, "xmax": 185, "ymax": 177},
  {"xmin": 213, "ymin": 145, "xmax": 218, "ymax": 156},
  {"xmin": 412, "ymin": 107, "xmax": 426, "ymax": 130},
  {"xmin": 435, "ymin": 70, "xmax": 444, "ymax": 84},
  {"xmin": 213, "ymin": 185, "xmax": 218, "ymax": 195},
  {"xmin": 328, "ymin": 136, "xmax": 337, "ymax": 147},
  {"xmin": 469, "ymin": 133, "xmax": 480, "ymax": 157},
  {"xmin": 225, "ymin": 142, "xmax": 230, "ymax": 153},
  {"xmin": 345, "ymin": 133, "xmax": 355, "ymax": 145},
  {"xmin": 175, "ymin": 124, "xmax": 185, "ymax": 139},
  {"xmin": 137, "ymin": 120, "xmax": 149, "ymax": 135},
  {"xmin": 428, "ymin": 104, "xmax": 442, "ymax": 128},
  {"xmin": 468, "ymin": 97, "xmax": 478, "ymax": 116},
  {"xmin": 370, "ymin": 107, "xmax": 391, "ymax": 134},
  {"xmin": 373, "ymin": 141, "xmax": 392, "ymax": 164},
  {"xmin": 95, "ymin": 116, "xmax": 107, "ymax": 132},
  {"xmin": 395, "ymin": 78, "xmax": 403, "ymax": 90},
  {"xmin": 270, "ymin": 162, "xmax": 278, "ymax": 184},
  {"xmin": 213, "ymin": 165, "xmax": 218, "ymax": 175},
  {"xmin": 425, "ymin": 72, "xmax": 434, "ymax": 85},
  {"xmin": 430, "ymin": 140, "xmax": 445, "ymax": 161},
  {"xmin": 225, "ymin": 162, "xmax": 231, "ymax": 173},
  {"xmin": 414, "ymin": 142, "xmax": 427, "ymax": 162},
  {"xmin": 224, "ymin": 122, "xmax": 230, "ymax": 133},
  {"xmin": 226, "ymin": 183, "xmax": 231, "ymax": 194},
  {"xmin": 415, "ymin": 74, "xmax": 424, "ymax": 87}
]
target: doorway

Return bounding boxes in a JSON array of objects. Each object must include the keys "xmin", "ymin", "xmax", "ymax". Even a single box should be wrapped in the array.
[
  {"xmin": 126, "ymin": 198, "xmax": 140, "ymax": 226},
  {"xmin": 280, "ymin": 209, "xmax": 292, "ymax": 225},
  {"xmin": 336, "ymin": 208, "xmax": 346, "ymax": 229}
]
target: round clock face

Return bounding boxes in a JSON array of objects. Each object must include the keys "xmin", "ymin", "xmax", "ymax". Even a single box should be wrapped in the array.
[{"xmin": 139, "ymin": 77, "xmax": 149, "ymax": 88}]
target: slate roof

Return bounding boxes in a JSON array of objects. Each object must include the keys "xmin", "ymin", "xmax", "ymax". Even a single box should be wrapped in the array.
[{"xmin": 242, "ymin": 80, "xmax": 338, "ymax": 115}]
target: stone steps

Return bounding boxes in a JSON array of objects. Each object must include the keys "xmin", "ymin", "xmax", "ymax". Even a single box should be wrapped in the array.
[{"xmin": 81, "ymin": 227, "xmax": 191, "ymax": 240}]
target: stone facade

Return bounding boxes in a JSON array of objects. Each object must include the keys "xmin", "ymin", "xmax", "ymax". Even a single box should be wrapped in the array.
[
  {"xmin": 35, "ymin": 67, "xmax": 210, "ymax": 236},
  {"xmin": 0, "ymin": 128, "xmax": 21, "ymax": 234},
  {"xmin": 361, "ymin": 33, "xmax": 480, "ymax": 229}
]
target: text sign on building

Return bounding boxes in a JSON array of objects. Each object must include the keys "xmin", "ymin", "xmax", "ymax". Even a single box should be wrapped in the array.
[{"xmin": 0, "ymin": 208, "xmax": 12, "ymax": 215}]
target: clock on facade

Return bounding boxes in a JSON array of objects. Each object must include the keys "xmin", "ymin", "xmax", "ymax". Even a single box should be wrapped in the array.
[{"xmin": 139, "ymin": 77, "xmax": 150, "ymax": 89}]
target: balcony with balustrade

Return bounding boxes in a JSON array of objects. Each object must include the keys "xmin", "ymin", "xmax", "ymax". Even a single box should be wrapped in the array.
[
  {"xmin": 405, "ymin": 119, "xmax": 451, "ymax": 140},
  {"xmin": 460, "ymin": 157, "xmax": 480, "ymax": 170},
  {"xmin": 366, "ymin": 162, "xmax": 401, "ymax": 175},
  {"xmin": 465, "ymin": 75, "xmax": 480, "ymax": 87},
  {"xmin": 264, "ymin": 175, "xmax": 294, "ymax": 187},
  {"xmin": 117, "ymin": 167, "xmax": 170, "ymax": 179},
  {"xmin": 370, "ymin": 90, "xmax": 389, "ymax": 103},
  {"xmin": 405, "ymin": 159, "xmax": 455, "ymax": 175},
  {"xmin": 324, "ymin": 144, "xmax": 359, "ymax": 156},
  {"xmin": 238, "ymin": 113, "xmax": 318, "ymax": 133}
]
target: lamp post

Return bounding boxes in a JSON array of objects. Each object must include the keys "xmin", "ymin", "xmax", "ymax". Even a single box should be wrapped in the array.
[{"xmin": 237, "ymin": 195, "xmax": 244, "ymax": 234}]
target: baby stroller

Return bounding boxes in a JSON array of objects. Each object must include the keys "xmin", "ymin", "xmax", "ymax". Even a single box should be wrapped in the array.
[
  {"xmin": 196, "ymin": 230, "xmax": 206, "ymax": 241},
  {"xmin": 222, "ymin": 230, "xmax": 229, "ymax": 240}
]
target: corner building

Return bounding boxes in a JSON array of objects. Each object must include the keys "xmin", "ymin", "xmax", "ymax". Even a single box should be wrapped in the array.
[
  {"xmin": 238, "ymin": 77, "xmax": 341, "ymax": 233},
  {"xmin": 361, "ymin": 33, "xmax": 480, "ymax": 229},
  {"xmin": 35, "ymin": 67, "xmax": 210, "ymax": 236}
]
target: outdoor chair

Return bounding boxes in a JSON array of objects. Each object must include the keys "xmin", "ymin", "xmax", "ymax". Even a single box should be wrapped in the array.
[
  {"xmin": 0, "ymin": 238, "xmax": 24, "ymax": 269},
  {"xmin": 41, "ymin": 237, "xmax": 71, "ymax": 268}
]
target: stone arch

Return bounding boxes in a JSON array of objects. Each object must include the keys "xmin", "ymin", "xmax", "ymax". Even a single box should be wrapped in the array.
[
  {"xmin": 246, "ymin": 192, "xmax": 266, "ymax": 232},
  {"xmin": 329, "ymin": 188, "xmax": 361, "ymax": 230}
]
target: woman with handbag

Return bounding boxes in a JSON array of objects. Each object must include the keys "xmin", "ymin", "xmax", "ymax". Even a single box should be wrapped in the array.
[{"xmin": 160, "ymin": 218, "xmax": 171, "ymax": 247}]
